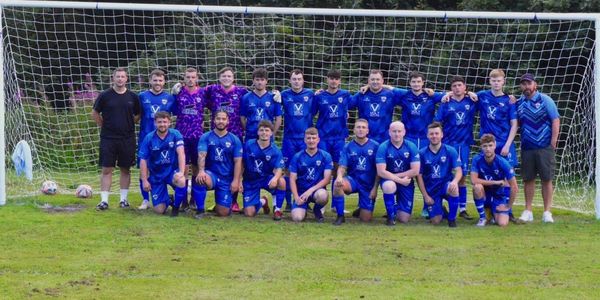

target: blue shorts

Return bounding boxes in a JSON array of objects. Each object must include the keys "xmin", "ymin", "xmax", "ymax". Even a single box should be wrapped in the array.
[
  {"xmin": 496, "ymin": 142, "xmax": 518, "ymax": 167},
  {"xmin": 450, "ymin": 143, "xmax": 471, "ymax": 174},
  {"xmin": 425, "ymin": 181, "xmax": 451, "ymax": 218},
  {"xmin": 205, "ymin": 170, "xmax": 233, "ymax": 207},
  {"xmin": 184, "ymin": 137, "xmax": 199, "ymax": 165},
  {"xmin": 149, "ymin": 170, "xmax": 178, "ymax": 206},
  {"xmin": 282, "ymin": 137, "xmax": 305, "ymax": 168},
  {"xmin": 483, "ymin": 188, "xmax": 510, "ymax": 214},
  {"xmin": 242, "ymin": 175, "xmax": 275, "ymax": 208},
  {"xmin": 406, "ymin": 136, "xmax": 429, "ymax": 151},
  {"xmin": 381, "ymin": 179, "xmax": 415, "ymax": 214},
  {"xmin": 346, "ymin": 175, "xmax": 375, "ymax": 211},
  {"xmin": 318, "ymin": 138, "xmax": 345, "ymax": 164},
  {"xmin": 291, "ymin": 189, "xmax": 323, "ymax": 210}
]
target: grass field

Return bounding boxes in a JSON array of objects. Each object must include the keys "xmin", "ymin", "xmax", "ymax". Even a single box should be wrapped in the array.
[{"xmin": 1, "ymin": 192, "xmax": 599, "ymax": 299}]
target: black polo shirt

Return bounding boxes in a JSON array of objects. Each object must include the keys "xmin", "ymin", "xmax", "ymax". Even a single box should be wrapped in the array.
[{"xmin": 93, "ymin": 88, "xmax": 140, "ymax": 139}]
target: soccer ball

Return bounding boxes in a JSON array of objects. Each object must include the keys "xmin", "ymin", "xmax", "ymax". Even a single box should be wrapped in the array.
[
  {"xmin": 75, "ymin": 184, "xmax": 93, "ymax": 198},
  {"xmin": 41, "ymin": 180, "xmax": 58, "ymax": 195}
]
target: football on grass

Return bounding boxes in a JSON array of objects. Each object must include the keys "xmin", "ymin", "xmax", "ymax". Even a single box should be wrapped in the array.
[
  {"xmin": 75, "ymin": 184, "xmax": 93, "ymax": 198},
  {"xmin": 41, "ymin": 180, "xmax": 58, "ymax": 195}
]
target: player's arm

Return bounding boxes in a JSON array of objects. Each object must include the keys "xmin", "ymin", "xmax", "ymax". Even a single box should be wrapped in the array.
[
  {"xmin": 231, "ymin": 157, "xmax": 242, "ymax": 193},
  {"xmin": 416, "ymin": 174, "xmax": 434, "ymax": 205},
  {"xmin": 196, "ymin": 151, "xmax": 208, "ymax": 185},
  {"xmin": 273, "ymin": 116, "xmax": 282, "ymax": 137},
  {"xmin": 268, "ymin": 167, "xmax": 283, "ymax": 189},
  {"xmin": 335, "ymin": 165, "xmax": 347, "ymax": 188},
  {"xmin": 470, "ymin": 171, "xmax": 504, "ymax": 187},
  {"xmin": 447, "ymin": 166, "xmax": 462, "ymax": 195},
  {"xmin": 394, "ymin": 161, "xmax": 420, "ymax": 179},
  {"xmin": 507, "ymin": 176, "xmax": 518, "ymax": 209},
  {"xmin": 551, "ymin": 118, "xmax": 560, "ymax": 149},
  {"xmin": 376, "ymin": 163, "xmax": 406, "ymax": 185},
  {"xmin": 140, "ymin": 159, "xmax": 151, "ymax": 192},
  {"xmin": 91, "ymin": 109, "xmax": 103, "ymax": 127},
  {"xmin": 501, "ymin": 119, "xmax": 518, "ymax": 156},
  {"xmin": 289, "ymin": 172, "xmax": 302, "ymax": 204},
  {"xmin": 369, "ymin": 175, "xmax": 380, "ymax": 200},
  {"xmin": 133, "ymin": 94, "xmax": 141, "ymax": 123},
  {"xmin": 176, "ymin": 145, "xmax": 186, "ymax": 176}
]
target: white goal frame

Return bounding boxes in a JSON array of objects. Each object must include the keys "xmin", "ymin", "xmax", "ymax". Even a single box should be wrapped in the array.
[{"xmin": 0, "ymin": 1, "xmax": 599, "ymax": 219}]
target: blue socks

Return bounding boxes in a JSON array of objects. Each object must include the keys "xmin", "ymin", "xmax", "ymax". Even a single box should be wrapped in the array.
[
  {"xmin": 193, "ymin": 183, "xmax": 207, "ymax": 211},
  {"xmin": 332, "ymin": 195, "xmax": 345, "ymax": 217},
  {"xmin": 474, "ymin": 197, "xmax": 486, "ymax": 219},
  {"xmin": 459, "ymin": 186, "xmax": 467, "ymax": 211},
  {"xmin": 313, "ymin": 203, "xmax": 324, "ymax": 219},
  {"xmin": 284, "ymin": 176, "xmax": 292, "ymax": 208},
  {"xmin": 275, "ymin": 189, "xmax": 285, "ymax": 210},
  {"xmin": 139, "ymin": 179, "xmax": 149, "ymax": 202},
  {"xmin": 447, "ymin": 195, "xmax": 459, "ymax": 221},
  {"xmin": 383, "ymin": 193, "xmax": 396, "ymax": 220},
  {"xmin": 173, "ymin": 186, "xmax": 187, "ymax": 209}
]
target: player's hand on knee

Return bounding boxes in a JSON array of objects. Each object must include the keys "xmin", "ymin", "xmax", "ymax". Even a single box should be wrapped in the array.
[
  {"xmin": 334, "ymin": 177, "xmax": 344, "ymax": 188},
  {"xmin": 267, "ymin": 178, "xmax": 277, "ymax": 190},
  {"xmin": 196, "ymin": 171, "xmax": 207, "ymax": 185},
  {"xmin": 294, "ymin": 195, "xmax": 304, "ymax": 205},
  {"xmin": 447, "ymin": 182, "xmax": 458, "ymax": 195},
  {"xmin": 142, "ymin": 179, "xmax": 151, "ymax": 192},
  {"xmin": 397, "ymin": 176, "xmax": 410, "ymax": 186},
  {"xmin": 424, "ymin": 195, "xmax": 434, "ymax": 205},
  {"xmin": 171, "ymin": 82, "xmax": 183, "ymax": 95},
  {"xmin": 300, "ymin": 190, "xmax": 312, "ymax": 202},
  {"xmin": 369, "ymin": 189, "xmax": 377, "ymax": 201},
  {"xmin": 230, "ymin": 181, "xmax": 240, "ymax": 194}
]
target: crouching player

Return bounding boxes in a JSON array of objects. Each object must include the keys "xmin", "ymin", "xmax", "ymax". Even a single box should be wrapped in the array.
[
  {"xmin": 471, "ymin": 134, "xmax": 518, "ymax": 227},
  {"xmin": 333, "ymin": 119, "xmax": 380, "ymax": 225},
  {"xmin": 138, "ymin": 112, "xmax": 187, "ymax": 216},
  {"xmin": 416, "ymin": 122, "xmax": 462, "ymax": 227},
  {"xmin": 289, "ymin": 128, "xmax": 333, "ymax": 222},
  {"xmin": 242, "ymin": 120, "xmax": 286, "ymax": 219},
  {"xmin": 195, "ymin": 110, "xmax": 243, "ymax": 218},
  {"xmin": 376, "ymin": 121, "xmax": 420, "ymax": 226}
]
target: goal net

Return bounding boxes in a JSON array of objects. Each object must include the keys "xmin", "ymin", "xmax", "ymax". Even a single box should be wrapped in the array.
[{"xmin": 1, "ymin": 2, "xmax": 597, "ymax": 215}]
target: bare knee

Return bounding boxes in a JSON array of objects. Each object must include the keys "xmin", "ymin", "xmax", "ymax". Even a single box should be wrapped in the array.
[
  {"xmin": 472, "ymin": 184, "xmax": 485, "ymax": 198},
  {"xmin": 314, "ymin": 189, "xmax": 328, "ymax": 206}
]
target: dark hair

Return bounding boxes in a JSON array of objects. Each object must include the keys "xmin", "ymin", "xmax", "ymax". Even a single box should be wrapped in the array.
[
  {"xmin": 252, "ymin": 68, "xmax": 268, "ymax": 80},
  {"xmin": 369, "ymin": 69, "xmax": 384, "ymax": 77},
  {"xmin": 154, "ymin": 111, "xmax": 171, "ymax": 120},
  {"xmin": 450, "ymin": 75, "xmax": 465, "ymax": 85},
  {"xmin": 409, "ymin": 71, "xmax": 425, "ymax": 81},
  {"xmin": 150, "ymin": 69, "xmax": 166, "ymax": 79},
  {"xmin": 428, "ymin": 121, "xmax": 443, "ymax": 130},
  {"xmin": 214, "ymin": 109, "xmax": 229, "ymax": 119},
  {"xmin": 258, "ymin": 120, "xmax": 274, "ymax": 131},
  {"xmin": 290, "ymin": 69, "xmax": 303, "ymax": 77},
  {"xmin": 327, "ymin": 69, "xmax": 341, "ymax": 79},
  {"xmin": 480, "ymin": 133, "xmax": 496, "ymax": 144},
  {"xmin": 218, "ymin": 66, "xmax": 235, "ymax": 76},
  {"xmin": 305, "ymin": 127, "xmax": 319, "ymax": 136}
]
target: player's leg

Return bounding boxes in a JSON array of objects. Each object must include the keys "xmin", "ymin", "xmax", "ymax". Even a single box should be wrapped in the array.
[
  {"xmin": 214, "ymin": 179, "xmax": 233, "ymax": 217},
  {"xmin": 457, "ymin": 144, "xmax": 472, "ymax": 220},
  {"xmin": 472, "ymin": 183, "xmax": 487, "ymax": 227},
  {"xmin": 381, "ymin": 180, "xmax": 398, "ymax": 226},
  {"xmin": 445, "ymin": 181, "xmax": 460, "ymax": 227},
  {"xmin": 150, "ymin": 182, "xmax": 169, "ymax": 215},
  {"xmin": 97, "ymin": 138, "xmax": 116, "ymax": 210},
  {"xmin": 328, "ymin": 139, "xmax": 345, "ymax": 214},
  {"xmin": 496, "ymin": 142, "xmax": 518, "ymax": 221},
  {"xmin": 272, "ymin": 177, "xmax": 286, "ymax": 221},
  {"xmin": 493, "ymin": 201, "xmax": 510, "ymax": 227},
  {"xmin": 290, "ymin": 195, "xmax": 308, "ymax": 222},
  {"xmin": 357, "ymin": 189, "xmax": 375, "ymax": 223},
  {"xmin": 169, "ymin": 170, "xmax": 187, "ymax": 217},
  {"xmin": 312, "ymin": 188, "xmax": 329, "ymax": 222},
  {"xmin": 395, "ymin": 184, "xmax": 415, "ymax": 224},
  {"xmin": 194, "ymin": 170, "xmax": 214, "ymax": 219},
  {"xmin": 242, "ymin": 180, "xmax": 261, "ymax": 217},
  {"xmin": 116, "ymin": 136, "xmax": 135, "ymax": 208},
  {"xmin": 332, "ymin": 176, "xmax": 353, "ymax": 225},
  {"xmin": 187, "ymin": 138, "xmax": 201, "ymax": 211},
  {"xmin": 427, "ymin": 195, "xmax": 444, "ymax": 225},
  {"xmin": 539, "ymin": 147, "xmax": 556, "ymax": 223},
  {"xmin": 520, "ymin": 149, "xmax": 537, "ymax": 222}
]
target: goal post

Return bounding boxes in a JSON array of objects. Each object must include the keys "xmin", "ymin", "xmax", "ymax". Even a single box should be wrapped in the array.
[{"xmin": 0, "ymin": 0, "xmax": 599, "ymax": 218}]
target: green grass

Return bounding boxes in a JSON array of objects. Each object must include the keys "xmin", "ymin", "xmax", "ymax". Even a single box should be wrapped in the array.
[{"xmin": 1, "ymin": 193, "xmax": 599, "ymax": 299}]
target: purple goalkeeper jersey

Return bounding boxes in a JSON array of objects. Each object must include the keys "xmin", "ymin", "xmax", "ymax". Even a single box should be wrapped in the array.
[
  {"xmin": 174, "ymin": 86, "xmax": 206, "ymax": 139},
  {"xmin": 206, "ymin": 84, "xmax": 248, "ymax": 140}
]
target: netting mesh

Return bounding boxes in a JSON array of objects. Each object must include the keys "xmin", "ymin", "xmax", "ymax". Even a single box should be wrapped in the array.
[{"xmin": 1, "ymin": 6, "xmax": 596, "ymax": 213}]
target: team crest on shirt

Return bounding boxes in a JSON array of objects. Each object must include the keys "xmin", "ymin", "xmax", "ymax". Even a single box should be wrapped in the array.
[
  {"xmin": 367, "ymin": 149, "xmax": 374, "ymax": 155},
  {"xmin": 168, "ymin": 141, "xmax": 174, "ymax": 148},
  {"xmin": 233, "ymin": 95, "xmax": 238, "ymax": 100},
  {"xmin": 465, "ymin": 105, "xmax": 470, "ymax": 110},
  {"xmin": 225, "ymin": 142, "xmax": 231, "ymax": 148},
  {"xmin": 404, "ymin": 152, "xmax": 410, "ymax": 158},
  {"xmin": 381, "ymin": 97, "xmax": 387, "ymax": 103},
  {"xmin": 265, "ymin": 155, "xmax": 271, "ymax": 161},
  {"xmin": 162, "ymin": 98, "xmax": 168, "ymax": 105},
  {"xmin": 304, "ymin": 96, "xmax": 309, "ymax": 102},
  {"xmin": 494, "ymin": 169, "xmax": 499, "ymax": 175},
  {"xmin": 265, "ymin": 101, "xmax": 271, "ymax": 107},
  {"xmin": 535, "ymin": 102, "xmax": 541, "ymax": 109},
  {"xmin": 316, "ymin": 160, "xmax": 322, "ymax": 166},
  {"xmin": 441, "ymin": 156, "xmax": 447, "ymax": 163},
  {"xmin": 338, "ymin": 97, "xmax": 343, "ymax": 103}
]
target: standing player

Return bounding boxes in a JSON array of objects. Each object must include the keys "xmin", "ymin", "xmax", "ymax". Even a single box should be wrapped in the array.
[
  {"xmin": 434, "ymin": 75, "xmax": 478, "ymax": 220},
  {"xmin": 376, "ymin": 121, "xmax": 420, "ymax": 226},
  {"xmin": 173, "ymin": 67, "xmax": 207, "ymax": 211},
  {"xmin": 205, "ymin": 67, "xmax": 247, "ymax": 141},
  {"xmin": 417, "ymin": 122, "xmax": 462, "ymax": 227},
  {"xmin": 350, "ymin": 69, "xmax": 406, "ymax": 144},
  {"xmin": 516, "ymin": 73, "xmax": 560, "ymax": 223},
  {"xmin": 92, "ymin": 67, "xmax": 140, "ymax": 210},
  {"xmin": 476, "ymin": 69, "xmax": 519, "ymax": 222},
  {"xmin": 471, "ymin": 134, "xmax": 518, "ymax": 227},
  {"xmin": 195, "ymin": 110, "xmax": 243, "ymax": 218},
  {"xmin": 289, "ymin": 128, "xmax": 333, "ymax": 222},
  {"xmin": 242, "ymin": 120, "xmax": 287, "ymax": 218},
  {"xmin": 333, "ymin": 119, "xmax": 380, "ymax": 225},
  {"xmin": 139, "ymin": 112, "xmax": 187, "ymax": 216},
  {"xmin": 240, "ymin": 68, "xmax": 282, "ymax": 141},
  {"xmin": 137, "ymin": 69, "xmax": 176, "ymax": 210},
  {"xmin": 281, "ymin": 69, "xmax": 315, "ymax": 211}
]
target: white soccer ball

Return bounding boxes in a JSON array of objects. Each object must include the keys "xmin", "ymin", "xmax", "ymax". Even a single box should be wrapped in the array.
[
  {"xmin": 75, "ymin": 184, "xmax": 93, "ymax": 198},
  {"xmin": 41, "ymin": 180, "xmax": 58, "ymax": 195}
]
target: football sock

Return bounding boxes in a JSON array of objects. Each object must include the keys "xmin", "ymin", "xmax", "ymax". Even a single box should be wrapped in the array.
[
  {"xmin": 173, "ymin": 186, "xmax": 187, "ymax": 208},
  {"xmin": 383, "ymin": 193, "xmax": 396, "ymax": 220},
  {"xmin": 313, "ymin": 203, "xmax": 324, "ymax": 219},
  {"xmin": 100, "ymin": 191, "xmax": 109, "ymax": 203},
  {"xmin": 275, "ymin": 189, "xmax": 285, "ymax": 211},
  {"xmin": 474, "ymin": 197, "xmax": 486, "ymax": 219},
  {"xmin": 447, "ymin": 195, "xmax": 459, "ymax": 221},
  {"xmin": 284, "ymin": 176, "xmax": 292, "ymax": 208},
  {"xmin": 332, "ymin": 195, "xmax": 345, "ymax": 217},
  {"xmin": 139, "ymin": 179, "xmax": 149, "ymax": 201},
  {"xmin": 193, "ymin": 184, "xmax": 207, "ymax": 211},
  {"xmin": 120, "ymin": 189, "xmax": 128, "ymax": 201},
  {"xmin": 458, "ymin": 186, "xmax": 467, "ymax": 212}
]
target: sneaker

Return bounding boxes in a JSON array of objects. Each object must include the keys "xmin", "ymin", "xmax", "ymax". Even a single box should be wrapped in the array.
[
  {"xmin": 96, "ymin": 201, "xmax": 108, "ymax": 210},
  {"xmin": 352, "ymin": 208, "xmax": 360, "ymax": 218},
  {"xmin": 386, "ymin": 218, "xmax": 396, "ymax": 226},
  {"xmin": 421, "ymin": 208, "xmax": 429, "ymax": 219},
  {"xmin": 542, "ymin": 211, "xmax": 554, "ymax": 223},
  {"xmin": 316, "ymin": 216, "xmax": 325, "ymax": 223},
  {"xmin": 333, "ymin": 215, "xmax": 345, "ymax": 226},
  {"xmin": 459, "ymin": 210, "xmax": 473, "ymax": 220},
  {"xmin": 509, "ymin": 212, "xmax": 518, "ymax": 224},
  {"xmin": 476, "ymin": 218, "xmax": 487, "ymax": 227},
  {"xmin": 119, "ymin": 199, "xmax": 130, "ymax": 208},
  {"xmin": 273, "ymin": 210, "xmax": 283, "ymax": 221},
  {"xmin": 170, "ymin": 207, "xmax": 180, "ymax": 217},
  {"xmin": 448, "ymin": 220, "xmax": 457, "ymax": 228},
  {"xmin": 261, "ymin": 196, "xmax": 270, "ymax": 215},
  {"xmin": 194, "ymin": 209, "xmax": 205, "ymax": 220},
  {"xmin": 231, "ymin": 202, "xmax": 241, "ymax": 213},
  {"xmin": 519, "ymin": 210, "xmax": 534, "ymax": 222},
  {"xmin": 138, "ymin": 201, "xmax": 149, "ymax": 210}
]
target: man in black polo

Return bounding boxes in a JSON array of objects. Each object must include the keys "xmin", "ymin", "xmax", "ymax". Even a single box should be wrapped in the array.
[{"xmin": 92, "ymin": 67, "xmax": 141, "ymax": 210}]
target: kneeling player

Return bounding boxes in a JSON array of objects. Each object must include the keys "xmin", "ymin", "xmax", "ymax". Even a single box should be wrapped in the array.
[
  {"xmin": 333, "ymin": 119, "xmax": 379, "ymax": 225},
  {"xmin": 470, "ymin": 134, "xmax": 518, "ymax": 227},
  {"xmin": 138, "ymin": 112, "xmax": 187, "ymax": 216},
  {"xmin": 242, "ymin": 120, "xmax": 286, "ymax": 218},
  {"xmin": 289, "ymin": 128, "xmax": 333, "ymax": 222},
  {"xmin": 376, "ymin": 121, "xmax": 420, "ymax": 226},
  {"xmin": 416, "ymin": 122, "xmax": 462, "ymax": 227},
  {"xmin": 195, "ymin": 110, "xmax": 243, "ymax": 218}
]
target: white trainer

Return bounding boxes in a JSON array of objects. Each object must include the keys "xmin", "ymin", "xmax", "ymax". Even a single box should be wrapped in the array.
[
  {"xmin": 476, "ymin": 218, "xmax": 487, "ymax": 227},
  {"xmin": 519, "ymin": 210, "xmax": 534, "ymax": 222},
  {"xmin": 542, "ymin": 211, "xmax": 554, "ymax": 223},
  {"xmin": 138, "ymin": 201, "xmax": 149, "ymax": 210}
]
